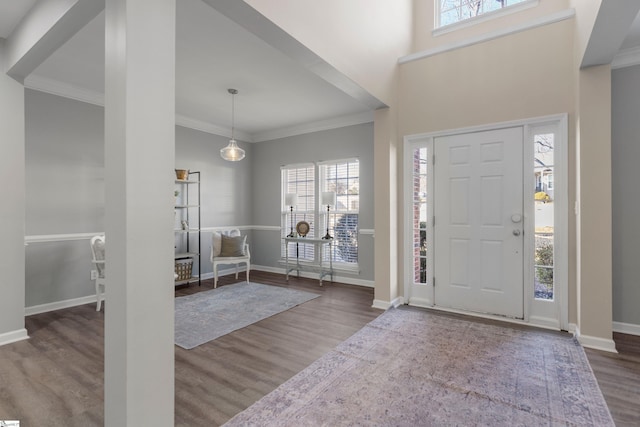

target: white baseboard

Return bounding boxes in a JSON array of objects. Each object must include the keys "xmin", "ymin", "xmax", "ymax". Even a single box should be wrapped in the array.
[
  {"xmin": 528, "ymin": 315, "xmax": 560, "ymax": 330},
  {"xmin": 613, "ymin": 321, "xmax": 640, "ymax": 336},
  {"xmin": 0, "ymin": 328, "xmax": 29, "ymax": 347},
  {"xmin": 577, "ymin": 333, "xmax": 618, "ymax": 353},
  {"xmin": 407, "ymin": 297, "xmax": 433, "ymax": 308},
  {"xmin": 26, "ymin": 295, "xmax": 98, "ymax": 316},
  {"xmin": 372, "ymin": 296, "xmax": 404, "ymax": 310},
  {"xmin": 23, "ymin": 266, "xmax": 372, "ymax": 317}
]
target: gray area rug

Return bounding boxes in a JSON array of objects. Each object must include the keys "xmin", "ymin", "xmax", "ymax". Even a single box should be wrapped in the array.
[
  {"xmin": 175, "ymin": 282, "xmax": 319, "ymax": 349},
  {"xmin": 224, "ymin": 307, "xmax": 614, "ymax": 426}
]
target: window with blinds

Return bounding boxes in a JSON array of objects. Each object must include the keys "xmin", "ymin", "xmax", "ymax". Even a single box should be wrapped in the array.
[
  {"xmin": 281, "ymin": 159, "xmax": 359, "ymax": 267},
  {"xmin": 282, "ymin": 164, "xmax": 316, "ymax": 260},
  {"xmin": 320, "ymin": 160, "xmax": 359, "ymax": 265}
]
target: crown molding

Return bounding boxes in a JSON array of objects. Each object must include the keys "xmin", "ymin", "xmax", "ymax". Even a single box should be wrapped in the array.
[
  {"xmin": 399, "ymin": 8, "xmax": 575, "ymax": 64},
  {"xmin": 175, "ymin": 114, "xmax": 253, "ymax": 142},
  {"xmin": 612, "ymin": 45, "xmax": 640, "ymax": 70},
  {"xmin": 24, "ymin": 74, "xmax": 372, "ymax": 142},
  {"xmin": 252, "ymin": 110, "xmax": 374, "ymax": 142},
  {"xmin": 24, "ymin": 74, "xmax": 104, "ymax": 106}
]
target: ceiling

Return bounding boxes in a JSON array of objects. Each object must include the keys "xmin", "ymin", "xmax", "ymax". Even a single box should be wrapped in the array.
[
  {"xmin": 2, "ymin": 1, "xmax": 640, "ymax": 142},
  {"xmin": 1, "ymin": 0, "xmax": 375, "ymax": 142}
]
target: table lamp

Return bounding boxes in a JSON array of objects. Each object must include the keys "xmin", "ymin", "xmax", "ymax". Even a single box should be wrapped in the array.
[
  {"xmin": 321, "ymin": 191, "xmax": 336, "ymax": 239},
  {"xmin": 285, "ymin": 193, "xmax": 298, "ymax": 237}
]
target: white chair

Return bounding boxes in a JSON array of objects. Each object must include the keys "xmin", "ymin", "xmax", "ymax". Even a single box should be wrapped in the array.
[
  {"xmin": 210, "ymin": 229, "xmax": 250, "ymax": 288},
  {"xmin": 90, "ymin": 235, "xmax": 106, "ymax": 311}
]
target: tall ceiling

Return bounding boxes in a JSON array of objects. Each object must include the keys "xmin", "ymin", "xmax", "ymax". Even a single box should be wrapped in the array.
[
  {"xmin": 1, "ymin": 0, "xmax": 376, "ymax": 142},
  {"xmin": 2, "ymin": 0, "xmax": 640, "ymax": 142}
]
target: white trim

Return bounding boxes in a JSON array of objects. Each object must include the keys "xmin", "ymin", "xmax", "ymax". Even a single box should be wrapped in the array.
[
  {"xmin": 25, "ymin": 295, "xmax": 98, "ymax": 316},
  {"xmin": 577, "ymin": 334, "xmax": 618, "ymax": 353},
  {"xmin": 280, "ymin": 162, "xmax": 315, "ymax": 170},
  {"xmin": 613, "ymin": 321, "xmax": 640, "ymax": 336},
  {"xmin": 252, "ymin": 111, "xmax": 374, "ymax": 143},
  {"xmin": 612, "ymin": 45, "xmax": 640, "ymax": 70},
  {"xmin": 434, "ymin": 0, "xmax": 539, "ymax": 37},
  {"xmin": 176, "ymin": 114, "xmax": 253, "ymax": 143},
  {"xmin": 24, "ymin": 75, "xmax": 372, "ymax": 143},
  {"xmin": 317, "ymin": 157, "xmax": 360, "ymax": 167},
  {"xmin": 248, "ymin": 225, "xmax": 282, "ymax": 232},
  {"xmin": 406, "ymin": 297, "xmax": 433, "ymax": 309},
  {"xmin": 418, "ymin": 305, "xmax": 567, "ymax": 333},
  {"xmin": 0, "ymin": 328, "xmax": 29, "ymax": 347},
  {"xmin": 24, "ymin": 74, "xmax": 104, "ymax": 106},
  {"xmin": 25, "ymin": 232, "xmax": 103, "ymax": 244},
  {"xmin": 528, "ymin": 315, "xmax": 560, "ymax": 330},
  {"xmin": 403, "ymin": 136, "xmax": 435, "ymax": 313},
  {"xmin": 24, "ymin": 227, "xmax": 281, "ymax": 244},
  {"xmin": 372, "ymin": 296, "xmax": 404, "ymax": 310},
  {"xmin": 405, "ymin": 114, "xmax": 569, "ymax": 140},
  {"xmin": 403, "ymin": 114, "xmax": 569, "ymax": 330},
  {"xmin": 400, "ymin": 8, "xmax": 575, "ymax": 65}
]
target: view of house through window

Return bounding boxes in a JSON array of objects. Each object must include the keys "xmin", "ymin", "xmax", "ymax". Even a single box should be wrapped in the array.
[
  {"xmin": 534, "ymin": 133, "xmax": 554, "ymax": 300},
  {"xmin": 438, "ymin": 0, "xmax": 529, "ymax": 28},
  {"xmin": 412, "ymin": 147, "xmax": 429, "ymax": 284},
  {"xmin": 282, "ymin": 159, "xmax": 359, "ymax": 266}
]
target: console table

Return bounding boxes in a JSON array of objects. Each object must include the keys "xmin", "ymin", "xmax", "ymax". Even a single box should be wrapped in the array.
[{"xmin": 284, "ymin": 237, "xmax": 333, "ymax": 286}]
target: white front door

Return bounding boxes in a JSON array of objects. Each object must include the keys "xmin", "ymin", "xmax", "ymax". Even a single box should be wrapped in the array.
[{"xmin": 434, "ymin": 127, "xmax": 524, "ymax": 318}]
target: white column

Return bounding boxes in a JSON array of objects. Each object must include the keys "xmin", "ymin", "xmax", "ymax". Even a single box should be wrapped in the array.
[
  {"xmin": 0, "ymin": 41, "xmax": 27, "ymax": 346},
  {"xmin": 104, "ymin": 0, "xmax": 176, "ymax": 425}
]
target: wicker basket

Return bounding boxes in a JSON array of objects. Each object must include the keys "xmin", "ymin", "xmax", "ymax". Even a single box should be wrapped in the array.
[
  {"xmin": 175, "ymin": 169, "xmax": 189, "ymax": 180},
  {"xmin": 175, "ymin": 259, "xmax": 193, "ymax": 281}
]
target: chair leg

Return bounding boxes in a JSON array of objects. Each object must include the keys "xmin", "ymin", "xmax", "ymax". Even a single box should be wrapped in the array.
[
  {"xmin": 235, "ymin": 264, "xmax": 239, "ymax": 280},
  {"xmin": 214, "ymin": 264, "xmax": 218, "ymax": 288},
  {"xmin": 246, "ymin": 261, "xmax": 250, "ymax": 284},
  {"xmin": 96, "ymin": 281, "xmax": 102, "ymax": 311}
]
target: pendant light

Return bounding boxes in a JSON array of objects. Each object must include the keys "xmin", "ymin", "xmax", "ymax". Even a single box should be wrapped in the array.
[{"xmin": 220, "ymin": 88, "xmax": 245, "ymax": 161}]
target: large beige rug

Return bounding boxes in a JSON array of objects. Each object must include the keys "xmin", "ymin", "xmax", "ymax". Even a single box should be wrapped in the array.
[{"xmin": 224, "ymin": 307, "xmax": 614, "ymax": 426}]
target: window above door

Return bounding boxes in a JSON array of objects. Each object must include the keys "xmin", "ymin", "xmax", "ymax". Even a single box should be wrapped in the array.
[{"xmin": 435, "ymin": 0, "xmax": 538, "ymax": 34}]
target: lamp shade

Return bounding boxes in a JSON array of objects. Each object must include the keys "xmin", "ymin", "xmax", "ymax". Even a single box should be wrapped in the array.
[
  {"xmin": 321, "ymin": 191, "xmax": 336, "ymax": 207},
  {"xmin": 220, "ymin": 88, "xmax": 245, "ymax": 162},
  {"xmin": 285, "ymin": 193, "xmax": 298, "ymax": 207},
  {"xmin": 220, "ymin": 139, "xmax": 245, "ymax": 161}
]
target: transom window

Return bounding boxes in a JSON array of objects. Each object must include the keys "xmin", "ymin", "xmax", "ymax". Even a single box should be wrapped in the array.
[{"xmin": 437, "ymin": 0, "xmax": 531, "ymax": 29}]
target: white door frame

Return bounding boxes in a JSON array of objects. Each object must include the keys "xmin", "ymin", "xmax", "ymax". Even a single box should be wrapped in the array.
[{"xmin": 403, "ymin": 114, "xmax": 568, "ymax": 331}]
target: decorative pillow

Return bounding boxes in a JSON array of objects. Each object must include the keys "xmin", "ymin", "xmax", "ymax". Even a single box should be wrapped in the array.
[
  {"xmin": 212, "ymin": 229, "xmax": 241, "ymax": 257},
  {"xmin": 220, "ymin": 235, "xmax": 246, "ymax": 257}
]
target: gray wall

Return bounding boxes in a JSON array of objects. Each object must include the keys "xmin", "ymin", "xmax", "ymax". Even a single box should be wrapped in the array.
[
  {"xmin": 612, "ymin": 65, "xmax": 640, "ymax": 327},
  {"xmin": 0, "ymin": 47, "xmax": 26, "ymax": 338},
  {"xmin": 25, "ymin": 90, "xmax": 252, "ymax": 307},
  {"xmin": 250, "ymin": 123, "xmax": 375, "ymax": 282}
]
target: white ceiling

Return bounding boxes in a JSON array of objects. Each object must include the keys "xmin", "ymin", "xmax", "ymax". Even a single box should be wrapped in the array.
[
  {"xmin": 2, "ymin": 0, "xmax": 374, "ymax": 142},
  {"xmin": 3, "ymin": 1, "xmax": 640, "ymax": 141}
]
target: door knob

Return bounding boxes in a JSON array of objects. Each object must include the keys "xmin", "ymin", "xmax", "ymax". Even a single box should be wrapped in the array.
[{"xmin": 513, "ymin": 229, "xmax": 521, "ymax": 236}]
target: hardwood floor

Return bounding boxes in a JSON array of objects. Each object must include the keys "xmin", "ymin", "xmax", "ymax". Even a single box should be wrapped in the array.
[
  {"xmin": 0, "ymin": 271, "xmax": 638, "ymax": 426},
  {"xmin": 0, "ymin": 272, "xmax": 381, "ymax": 426},
  {"xmin": 585, "ymin": 333, "xmax": 640, "ymax": 427}
]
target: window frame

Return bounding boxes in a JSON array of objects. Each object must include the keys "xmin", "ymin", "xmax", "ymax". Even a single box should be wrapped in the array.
[
  {"xmin": 319, "ymin": 158, "xmax": 360, "ymax": 269},
  {"xmin": 433, "ymin": 0, "xmax": 538, "ymax": 36},
  {"xmin": 281, "ymin": 159, "xmax": 360, "ymax": 271}
]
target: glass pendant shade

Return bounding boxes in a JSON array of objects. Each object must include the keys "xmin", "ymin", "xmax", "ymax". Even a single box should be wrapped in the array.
[
  {"xmin": 221, "ymin": 88, "xmax": 245, "ymax": 162},
  {"xmin": 220, "ymin": 139, "xmax": 245, "ymax": 161}
]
